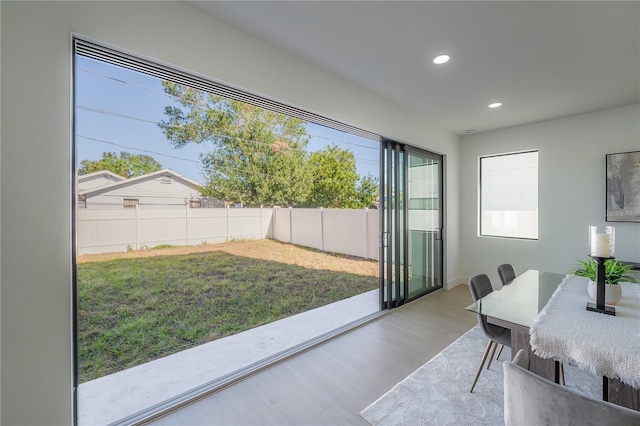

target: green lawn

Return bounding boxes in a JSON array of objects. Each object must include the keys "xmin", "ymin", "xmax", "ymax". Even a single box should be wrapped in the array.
[{"xmin": 78, "ymin": 246, "xmax": 378, "ymax": 382}]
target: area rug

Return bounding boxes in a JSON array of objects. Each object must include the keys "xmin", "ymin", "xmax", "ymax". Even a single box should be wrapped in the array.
[{"xmin": 360, "ymin": 325, "xmax": 601, "ymax": 426}]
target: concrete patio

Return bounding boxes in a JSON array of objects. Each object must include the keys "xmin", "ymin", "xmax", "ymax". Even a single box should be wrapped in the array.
[{"xmin": 78, "ymin": 289, "xmax": 379, "ymax": 425}]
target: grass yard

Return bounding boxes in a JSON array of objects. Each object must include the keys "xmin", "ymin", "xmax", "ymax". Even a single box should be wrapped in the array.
[{"xmin": 78, "ymin": 239, "xmax": 378, "ymax": 382}]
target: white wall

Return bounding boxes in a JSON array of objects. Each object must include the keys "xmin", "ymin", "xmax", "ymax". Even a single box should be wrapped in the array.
[
  {"xmin": 0, "ymin": 2, "xmax": 460, "ymax": 424},
  {"xmin": 84, "ymin": 176, "xmax": 201, "ymax": 208},
  {"xmin": 460, "ymin": 104, "xmax": 640, "ymax": 286}
]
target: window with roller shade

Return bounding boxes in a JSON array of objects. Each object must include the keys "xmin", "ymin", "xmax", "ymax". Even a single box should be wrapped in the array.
[{"xmin": 480, "ymin": 151, "xmax": 538, "ymax": 239}]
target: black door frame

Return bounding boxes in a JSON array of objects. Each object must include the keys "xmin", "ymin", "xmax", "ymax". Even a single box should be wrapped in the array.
[{"xmin": 379, "ymin": 140, "xmax": 443, "ymax": 310}]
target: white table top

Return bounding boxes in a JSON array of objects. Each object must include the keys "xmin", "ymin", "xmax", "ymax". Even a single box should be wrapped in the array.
[{"xmin": 530, "ymin": 275, "xmax": 640, "ymax": 388}]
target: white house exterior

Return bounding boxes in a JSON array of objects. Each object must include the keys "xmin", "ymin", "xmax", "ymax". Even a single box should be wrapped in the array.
[
  {"xmin": 77, "ymin": 170, "xmax": 124, "ymax": 191},
  {"xmin": 78, "ymin": 169, "xmax": 204, "ymax": 209}
]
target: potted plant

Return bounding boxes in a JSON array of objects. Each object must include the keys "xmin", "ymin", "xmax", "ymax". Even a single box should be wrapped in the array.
[{"xmin": 570, "ymin": 259, "xmax": 637, "ymax": 305}]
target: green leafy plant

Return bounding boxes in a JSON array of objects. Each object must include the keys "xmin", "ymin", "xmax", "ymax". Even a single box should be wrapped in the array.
[{"xmin": 570, "ymin": 259, "xmax": 637, "ymax": 285}]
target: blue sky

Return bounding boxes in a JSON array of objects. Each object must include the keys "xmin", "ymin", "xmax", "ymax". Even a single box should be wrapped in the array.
[{"xmin": 75, "ymin": 56, "xmax": 380, "ymax": 184}]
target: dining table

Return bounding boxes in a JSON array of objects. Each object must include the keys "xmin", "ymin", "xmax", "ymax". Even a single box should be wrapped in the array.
[{"xmin": 465, "ymin": 269, "xmax": 640, "ymax": 411}]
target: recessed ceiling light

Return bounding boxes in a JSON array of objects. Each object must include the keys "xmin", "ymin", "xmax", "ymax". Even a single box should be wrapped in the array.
[
  {"xmin": 488, "ymin": 102, "xmax": 503, "ymax": 108},
  {"xmin": 433, "ymin": 55, "xmax": 450, "ymax": 64},
  {"xmin": 464, "ymin": 129, "xmax": 475, "ymax": 134}
]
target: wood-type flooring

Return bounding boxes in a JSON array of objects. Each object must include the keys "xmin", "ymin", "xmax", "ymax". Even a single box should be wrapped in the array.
[{"xmin": 150, "ymin": 285, "xmax": 476, "ymax": 425}]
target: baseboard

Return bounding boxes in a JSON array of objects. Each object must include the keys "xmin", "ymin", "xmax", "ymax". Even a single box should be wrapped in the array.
[{"xmin": 445, "ymin": 277, "xmax": 468, "ymax": 290}]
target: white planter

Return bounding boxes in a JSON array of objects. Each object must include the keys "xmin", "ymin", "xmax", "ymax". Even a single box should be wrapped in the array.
[{"xmin": 587, "ymin": 280, "xmax": 622, "ymax": 305}]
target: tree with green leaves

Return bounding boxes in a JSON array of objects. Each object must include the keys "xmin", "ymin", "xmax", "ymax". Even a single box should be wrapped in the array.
[
  {"xmin": 305, "ymin": 144, "xmax": 379, "ymax": 208},
  {"xmin": 355, "ymin": 173, "xmax": 379, "ymax": 209},
  {"xmin": 79, "ymin": 151, "xmax": 162, "ymax": 178},
  {"xmin": 159, "ymin": 82, "xmax": 312, "ymax": 207}
]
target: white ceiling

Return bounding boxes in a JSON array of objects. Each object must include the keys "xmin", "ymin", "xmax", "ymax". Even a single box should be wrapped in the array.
[{"xmin": 189, "ymin": 1, "xmax": 640, "ymax": 135}]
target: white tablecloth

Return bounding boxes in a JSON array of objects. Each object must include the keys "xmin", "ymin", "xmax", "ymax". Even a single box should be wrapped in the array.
[{"xmin": 530, "ymin": 275, "xmax": 640, "ymax": 388}]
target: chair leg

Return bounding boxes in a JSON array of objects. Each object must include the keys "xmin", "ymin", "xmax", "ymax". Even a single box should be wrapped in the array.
[
  {"xmin": 470, "ymin": 340, "xmax": 494, "ymax": 393},
  {"xmin": 486, "ymin": 340, "xmax": 498, "ymax": 370},
  {"xmin": 561, "ymin": 362, "xmax": 565, "ymax": 385},
  {"xmin": 496, "ymin": 344, "xmax": 504, "ymax": 361}
]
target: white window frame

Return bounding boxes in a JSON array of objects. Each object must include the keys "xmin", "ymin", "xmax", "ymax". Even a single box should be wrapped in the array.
[{"xmin": 479, "ymin": 150, "xmax": 538, "ymax": 240}]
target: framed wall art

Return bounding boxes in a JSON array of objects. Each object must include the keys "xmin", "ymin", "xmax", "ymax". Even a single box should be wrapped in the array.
[{"xmin": 606, "ymin": 150, "xmax": 640, "ymax": 222}]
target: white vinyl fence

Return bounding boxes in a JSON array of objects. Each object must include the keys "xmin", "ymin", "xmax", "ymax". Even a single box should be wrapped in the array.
[
  {"xmin": 77, "ymin": 206, "xmax": 380, "ymax": 259},
  {"xmin": 272, "ymin": 207, "xmax": 379, "ymax": 260},
  {"xmin": 77, "ymin": 206, "xmax": 273, "ymax": 255}
]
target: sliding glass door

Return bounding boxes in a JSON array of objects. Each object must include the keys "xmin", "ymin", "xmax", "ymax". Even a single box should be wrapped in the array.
[
  {"xmin": 379, "ymin": 141, "xmax": 443, "ymax": 309},
  {"xmin": 407, "ymin": 149, "xmax": 443, "ymax": 298}
]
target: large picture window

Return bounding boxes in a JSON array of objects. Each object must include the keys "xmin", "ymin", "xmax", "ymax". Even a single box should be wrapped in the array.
[
  {"xmin": 73, "ymin": 38, "xmax": 382, "ymax": 425},
  {"xmin": 479, "ymin": 151, "xmax": 538, "ymax": 239}
]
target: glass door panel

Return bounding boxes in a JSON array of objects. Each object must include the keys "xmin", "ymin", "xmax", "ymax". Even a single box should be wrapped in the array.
[
  {"xmin": 380, "ymin": 142, "xmax": 405, "ymax": 308},
  {"xmin": 380, "ymin": 142, "xmax": 442, "ymax": 309},
  {"xmin": 407, "ymin": 150, "xmax": 442, "ymax": 299}
]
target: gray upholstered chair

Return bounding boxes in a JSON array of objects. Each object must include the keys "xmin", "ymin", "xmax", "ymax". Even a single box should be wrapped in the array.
[
  {"xmin": 497, "ymin": 263, "xmax": 516, "ymax": 287},
  {"xmin": 468, "ymin": 273, "xmax": 511, "ymax": 393},
  {"xmin": 504, "ymin": 349, "xmax": 640, "ymax": 426}
]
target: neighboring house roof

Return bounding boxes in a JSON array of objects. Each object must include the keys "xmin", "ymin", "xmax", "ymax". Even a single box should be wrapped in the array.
[
  {"xmin": 78, "ymin": 169, "xmax": 202, "ymax": 196},
  {"xmin": 78, "ymin": 170, "xmax": 125, "ymax": 183}
]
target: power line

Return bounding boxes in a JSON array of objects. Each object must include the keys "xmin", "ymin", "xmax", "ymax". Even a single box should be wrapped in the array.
[
  {"xmin": 310, "ymin": 134, "xmax": 378, "ymax": 151},
  {"xmin": 76, "ymin": 105, "xmax": 305, "ymax": 149},
  {"xmin": 77, "ymin": 104, "xmax": 378, "ymax": 155},
  {"xmin": 78, "ymin": 67, "xmax": 173, "ymax": 98},
  {"xmin": 77, "ymin": 67, "xmax": 379, "ymax": 150},
  {"xmin": 76, "ymin": 106, "xmax": 379, "ymax": 166},
  {"xmin": 78, "ymin": 132, "xmax": 377, "ymax": 168},
  {"xmin": 78, "ymin": 134, "xmax": 379, "ymax": 184},
  {"xmin": 77, "ymin": 106, "xmax": 159, "ymax": 125},
  {"xmin": 77, "ymin": 135, "xmax": 200, "ymax": 164}
]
